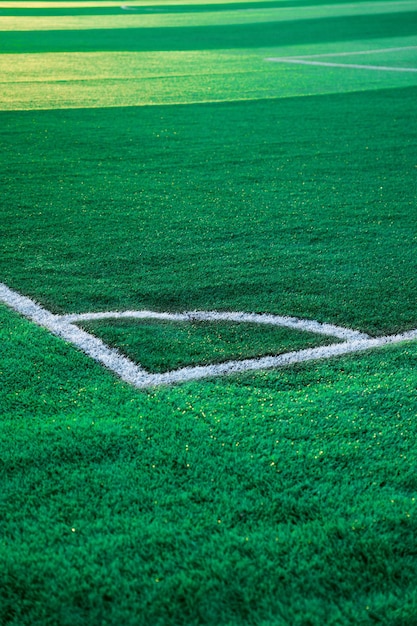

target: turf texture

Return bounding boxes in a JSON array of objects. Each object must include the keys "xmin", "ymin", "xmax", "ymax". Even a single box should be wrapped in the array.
[
  {"xmin": 3, "ymin": 305, "xmax": 417, "ymax": 625},
  {"xmin": 1, "ymin": 0, "xmax": 417, "ymax": 624},
  {"xmin": 2, "ymin": 88, "xmax": 417, "ymax": 335},
  {"xmin": 77, "ymin": 319, "xmax": 337, "ymax": 373}
]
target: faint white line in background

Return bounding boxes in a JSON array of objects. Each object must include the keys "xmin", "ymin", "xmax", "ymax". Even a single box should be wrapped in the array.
[
  {"xmin": 2, "ymin": 281, "xmax": 417, "ymax": 388},
  {"xmin": 284, "ymin": 45, "xmax": 417, "ymax": 59},
  {"xmin": 266, "ymin": 59, "xmax": 417, "ymax": 73},
  {"xmin": 266, "ymin": 45, "xmax": 417, "ymax": 73}
]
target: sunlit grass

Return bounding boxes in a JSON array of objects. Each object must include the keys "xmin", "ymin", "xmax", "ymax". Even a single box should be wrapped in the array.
[
  {"xmin": 1, "ymin": 38, "xmax": 417, "ymax": 110},
  {"xmin": 0, "ymin": 0, "xmax": 281, "ymax": 7},
  {"xmin": 2, "ymin": 1, "xmax": 416, "ymax": 30}
]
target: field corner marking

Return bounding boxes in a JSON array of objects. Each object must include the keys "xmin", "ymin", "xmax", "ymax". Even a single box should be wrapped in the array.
[{"xmin": 2, "ymin": 281, "xmax": 417, "ymax": 388}]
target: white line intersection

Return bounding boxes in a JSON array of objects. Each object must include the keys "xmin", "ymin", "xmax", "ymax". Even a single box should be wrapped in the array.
[{"xmin": 2, "ymin": 282, "xmax": 417, "ymax": 388}]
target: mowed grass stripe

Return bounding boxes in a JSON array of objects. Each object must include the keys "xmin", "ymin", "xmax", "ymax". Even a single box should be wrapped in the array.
[
  {"xmin": 3, "ymin": 46, "xmax": 417, "ymax": 110},
  {"xmin": 0, "ymin": 1, "xmax": 289, "ymax": 16},
  {"xmin": 0, "ymin": 0, "xmax": 410, "ymax": 16},
  {"xmin": 1, "ymin": 10, "xmax": 417, "ymax": 52},
  {"xmin": 0, "ymin": 0, "xmax": 282, "ymax": 6},
  {"xmin": 2, "ymin": 1, "xmax": 416, "ymax": 29}
]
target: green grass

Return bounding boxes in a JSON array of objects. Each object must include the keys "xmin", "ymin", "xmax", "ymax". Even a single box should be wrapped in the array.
[
  {"xmin": 0, "ymin": 0, "xmax": 407, "ymax": 17},
  {"xmin": 78, "ymin": 319, "xmax": 337, "ymax": 373},
  {"xmin": 3, "ymin": 45, "xmax": 417, "ymax": 110},
  {"xmin": 2, "ymin": 9, "xmax": 417, "ymax": 54},
  {"xmin": 3, "ymin": 304, "xmax": 417, "ymax": 625},
  {"xmin": 2, "ymin": 0, "xmax": 417, "ymax": 624},
  {"xmin": 3, "ymin": 1, "xmax": 416, "ymax": 30},
  {"xmin": 2, "ymin": 87, "xmax": 417, "ymax": 334}
]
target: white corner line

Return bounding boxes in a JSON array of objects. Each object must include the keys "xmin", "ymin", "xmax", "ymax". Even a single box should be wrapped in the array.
[
  {"xmin": 139, "ymin": 331, "xmax": 417, "ymax": 388},
  {"xmin": 1, "ymin": 281, "xmax": 417, "ymax": 389},
  {"xmin": 60, "ymin": 309, "xmax": 370, "ymax": 341},
  {"xmin": 0, "ymin": 282, "xmax": 150, "ymax": 386},
  {"xmin": 265, "ymin": 58, "xmax": 417, "ymax": 73}
]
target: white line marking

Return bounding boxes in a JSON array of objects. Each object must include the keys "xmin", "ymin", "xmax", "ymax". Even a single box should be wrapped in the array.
[
  {"xmin": 284, "ymin": 45, "xmax": 417, "ymax": 59},
  {"xmin": 138, "ymin": 331, "xmax": 417, "ymax": 387},
  {"xmin": 0, "ymin": 282, "xmax": 149, "ymax": 386},
  {"xmin": 61, "ymin": 309, "xmax": 369, "ymax": 341},
  {"xmin": 2, "ymin": 282, "xmax": 417, "ymax": 389},
  {"xmin": 266, "ymin": 58, "xmax": 417, "ymax": 73},
  {"xmin": 266, "ymin": 45, "xmax": 417, "ymax": 73}
]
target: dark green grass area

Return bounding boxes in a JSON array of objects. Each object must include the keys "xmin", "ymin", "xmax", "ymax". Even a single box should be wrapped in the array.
[
  {"xmin": 79, "ymin": 319, "xmax": 336, "ymax": 373},
  {"xmin": 1, "ymin": 10, "xmax": 417, "ymax": 53},
  {"xmin": 0, "ymin": 0, "xmax": 402, "ymax": 16},
  {"xmin": 2, "ymin": 304, "xmax": 417, "ymax": 625},
  {"xmin": 2, "ymin": 87, "xmax": 417, "ymax": 335}
]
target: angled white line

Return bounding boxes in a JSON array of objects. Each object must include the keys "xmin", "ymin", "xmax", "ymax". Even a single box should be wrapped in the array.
[
  {"xmin": 2, "ymin": 282, "xmax": 417, "ymax": 389},
  {"xmin": 265, "ymin": 58, "xmax": 417, "ymax": 73},
  {"xmin": 137, "ymin": 330, "xmax": 417, "ymax": 388},
  {"xmin": 61, "ymin": 309, "xmax": 369, "ymax": 341},
  {"xmin": 0, "ymin": 282, "xmax": 149, "ymax": 386},
  {"xmin": 284, "ymin": 45, "xmax": 417, "ymax": 59}
]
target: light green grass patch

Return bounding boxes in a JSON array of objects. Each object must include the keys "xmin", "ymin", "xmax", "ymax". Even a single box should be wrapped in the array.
[
  {"xmin": 2, "ymin": 1, "xmax": 415, "ymax": 30},
  {"xmin": 0, "ymin": 0, "xmax": 282, "ymax": 7},
  {"xmin": 1, "ymin": 37, "xmax": 417, "ymax": 110}
]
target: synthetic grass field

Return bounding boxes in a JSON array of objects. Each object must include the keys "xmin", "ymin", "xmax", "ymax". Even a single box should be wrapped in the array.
[{"xmin": 1, "ymin": 0, "xmax": 417, "ymax": 623}]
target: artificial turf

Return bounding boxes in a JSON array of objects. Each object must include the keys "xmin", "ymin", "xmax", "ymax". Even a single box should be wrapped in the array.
[
  {"xmin": 1, "ymin": 87, "xmax": 417, "ymax": 334},
  {"xmin": 77, "ymin": 319, "xmax": 337, "ymax": 373},
  {"xmin": 2, "ymin": 303, "xmax": 417, "ymax": 625},
  {"xmin": 2, "ymin": 0, "xmax": 417, "ymax": 624},
  {"xmin": 0, "ymin": 0, "xmax": 408, "ymax": 17},
  {"xmin": 2, "ymin": 11, "xmax": 417, "ymax": 53}
]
